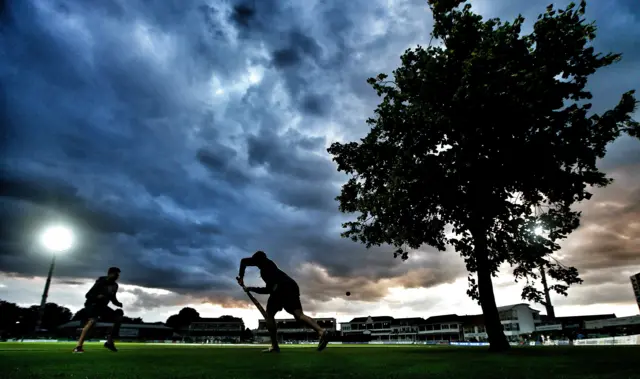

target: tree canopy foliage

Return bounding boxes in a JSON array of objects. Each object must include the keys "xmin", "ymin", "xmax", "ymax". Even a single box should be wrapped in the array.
[
  {"xmin": 328, "ymin": 0, "xmax": 639, "ymax": 351},
  {"xmin": 0, "ymin": 300, "xmax": 73, "ymax": 338},
  {"xmin": 165, "ymin": 307, "xmax": 200, "ymax": 330}
]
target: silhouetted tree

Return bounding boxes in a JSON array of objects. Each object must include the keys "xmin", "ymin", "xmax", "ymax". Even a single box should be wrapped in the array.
[
  {"xmin": 328, "ymin": 0, "xmax": 638, "ymax": 352},
  {"xmin": 165, "ymin": 315, "xmax": 180, "ymax": 330},
  {"xmin": 166, "ymin": 307, "xmax": 200, "ymax": 330},
  {"xmin": 72, "ymin": 308, "xmax": 87, "ymax": 322},
  {"xmin": 241, "ymin": 328, "xmax": 253, "ymax": 341},
  {"xmin": 0, "ymin": 300, "xmax": 72, "ymax": 337},
  {"xmin": 39, "ymin": 303, "xmax": 73, "ymax": 331},
  {"xmin": 179, "ymin": 307, "xmax": 200, "ymax": 320},
  {"xmin": 0, "ymin": 300, "xmax": 23, "ymax": 337}
]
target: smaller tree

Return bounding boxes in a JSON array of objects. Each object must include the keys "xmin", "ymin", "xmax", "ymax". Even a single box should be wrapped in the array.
[
  {"xmin": 178, "ymin": 307, "xmax": 200, "ymax": 321},
  {"xmin": 40, "ymin": 303, "xmax": 73, "ymax": 331},
  {"xmin": 0, "ymin": 300, "xmax": 24, "ymax": 337},
  {"xmin": 72, "ymin": 308, "xmax": 87, "ymax": 321},
  {"xmin": 165, "ymin": 307, "xmax": 200, "ymax": 330},
  {"xmin": 241, "ymin": 328, "xmax": 253, "ymax": 341}
]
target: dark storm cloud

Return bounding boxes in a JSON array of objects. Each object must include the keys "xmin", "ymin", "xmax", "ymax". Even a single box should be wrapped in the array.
[
  {"xmin": 266, "ymin": 178, "xmax": 336, "ymax": 211},
  {"xmin": 1, "ymin": 0, "xmax": 639, "ymax": 313},
  {"xmin": 270, "ymin": 30, "xmax": 323, "ymax": 69},
  {"xmin": 196, "ymin": 145, "xmax": 251, "ymax": 186},
  {"xmin": 122, "ymin": 286, "xmax": 252, "ymax": 313},
  {"xmin": 246, "ymin": 128, "xmax": 337, "ymax": 182},
  {"xmin": 0, "ymin": 174, "xmax": 135, "ymax": 236},
  {"xmin": 297, "ymin": 259, "xmax": 464, "ymax": 306}
]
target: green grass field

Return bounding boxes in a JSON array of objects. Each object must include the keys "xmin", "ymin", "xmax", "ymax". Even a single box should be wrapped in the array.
[{"xmin": 1, "ymin": 342, "xmax": 639, "ymax": 379}]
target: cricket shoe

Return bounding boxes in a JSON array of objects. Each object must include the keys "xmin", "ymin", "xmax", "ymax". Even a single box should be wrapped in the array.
[
  {"xmin": 104, "ymin": 341, "xmax": 118, "ymax": 352},
  {"xmin": 261, "ymin": 347, "xmax": 280, "ymax": 353},
  {"xmin": 72, "ymin": 346, "xmax": 84, "ymax": 353},
  {"xmin": 317, "ymin": 330, "xmax": 330, "ymax": 352}
]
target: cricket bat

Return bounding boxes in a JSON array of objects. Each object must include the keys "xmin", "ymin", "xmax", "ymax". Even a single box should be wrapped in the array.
[
  {"xmin": 244, "ymin": 290, "xmax": 268, "ymax": 319},
  {"xmin": 237, "ymin": 277, "xmax": 267, "ymax": 319}
]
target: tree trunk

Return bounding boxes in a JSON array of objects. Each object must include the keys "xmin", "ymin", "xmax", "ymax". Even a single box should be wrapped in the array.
[
  {"xmin": 539, "ymin": 264, "xmax": 556, "ymax": 319},
  {"xmin": 473, "ymin": 228, "xmax": 511, "ymax": 352}
]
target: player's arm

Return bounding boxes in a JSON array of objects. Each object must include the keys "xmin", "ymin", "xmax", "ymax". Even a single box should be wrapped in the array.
[
  {"xmin": 246, "ymin": 286, "xmax": 271, "ymax": 294},
  {"xmin": 110, "ymin": 284, "xmax": 123, "ymax": 307},
  {"xmin": 238, "ymin": 257, "xmax": 256, "ymax": 280}
]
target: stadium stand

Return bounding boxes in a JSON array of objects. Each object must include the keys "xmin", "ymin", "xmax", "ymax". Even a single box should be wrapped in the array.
[
  {"xmin": 185, "ymin": 316, "xmax": 246, "ymax": 343},
  {"xmin": 57, "ymin": 321, "xmax": 173, "ymax": 341},
  {"xmin": 255, "ymin": 318, "xmax": 337, "ymax": 343}
]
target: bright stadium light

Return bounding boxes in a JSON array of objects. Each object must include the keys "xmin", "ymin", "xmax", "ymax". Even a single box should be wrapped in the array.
[
  {"xmin": 35, "ymin": 225, "xmax": 74, "ymax": 332},
  {"xmin": 40, "ymin": 225, "xmax": 74, "ymax": 253}
]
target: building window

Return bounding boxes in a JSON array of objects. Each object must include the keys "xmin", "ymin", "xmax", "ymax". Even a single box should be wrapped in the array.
[
  {"xmin": 499, "ymin": 310, "xmax": 518, "ymax": 321},
  {"xmin": 503, "ymin": 323, "xmax": 520, "ymax": 331}
]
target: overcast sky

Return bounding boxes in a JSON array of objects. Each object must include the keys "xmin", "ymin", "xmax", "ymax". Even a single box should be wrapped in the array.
[{"xmin": 1, "ymin": 0, "xmax": 639, "ymax": 329}]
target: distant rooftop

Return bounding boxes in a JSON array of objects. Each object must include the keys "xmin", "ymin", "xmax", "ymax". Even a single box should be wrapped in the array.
[
  {"xmin": 258, "ymin": 318, "xmax": 336, "ymax": 323},
  {"xmin": 497, "ymin": 303, "xmax": 539, "ymax": 312},
  {"xmin": 392, "ymin": 317, "xmax": 426, "ymax": 325},
  {"xmin": 195, "ymin": 316, "xmax": 244, "ymax": 323},
  {"xmin": 425, "ymin": 314, "xmax": 462, "ymax": 324},
  {"xmin": 347, "ymin": 316, "xmax": 395, "ymax": 323}
]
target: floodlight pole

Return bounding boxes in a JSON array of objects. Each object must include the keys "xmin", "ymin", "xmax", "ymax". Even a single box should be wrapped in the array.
[{"xmin": 35, "ymin": 253, "xmax": 57, "ymax": 332}]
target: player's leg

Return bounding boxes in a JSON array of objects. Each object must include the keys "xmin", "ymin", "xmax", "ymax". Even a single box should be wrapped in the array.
[
  {"xmin": 287, "ymin": 303, "xmax": 330, "ymax": 351},
  {"xmin": 74, "ymin": 318, "xmax": 96, "ymax": 353},
  {"xmin": 107, "ymin": 309, "xmax": 123, "ymax": 344},
  {"xmin": 264, "ymin": 296, "xmax": 283, "ymax": 353},
  {"xmin": 291, "ymin": 308, "xmax": 325, "ymax": 336},
  {"xmin": 74, "ymin": 303, "xmax": 98, "ymax": 353},
  {"xmin": 103, "ymin": 307, "xmax": 123, "ymax": 352},
  {"xmin": 264, "ymin": 313, "xmax": 280, "ymax": 352},
  {"xmin": 282, "ymin": 283, "xmax": 330, "ymax": 351}
]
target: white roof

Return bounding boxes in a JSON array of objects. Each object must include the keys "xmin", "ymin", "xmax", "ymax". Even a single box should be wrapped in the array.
[
  {"xmin": 258, "ymin": 317, "xmax": 336, "ymax": 322},
  {"xmin": 497, "ymin": 303, "xmax": 540, "ymax": 312}
]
